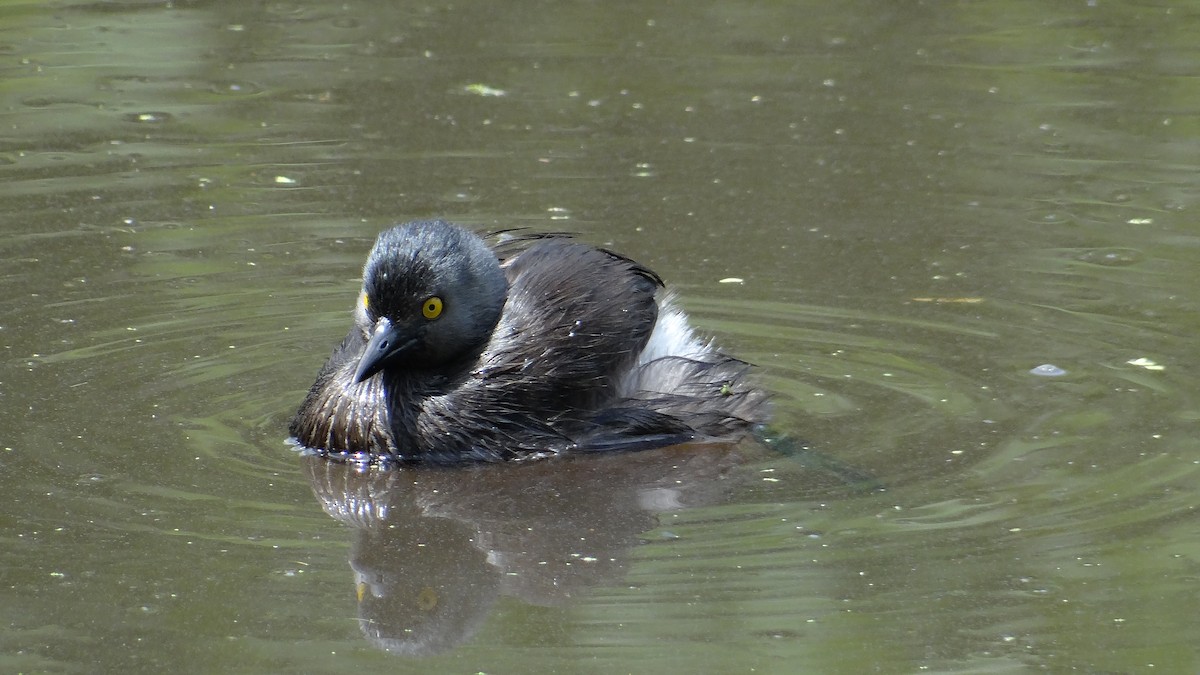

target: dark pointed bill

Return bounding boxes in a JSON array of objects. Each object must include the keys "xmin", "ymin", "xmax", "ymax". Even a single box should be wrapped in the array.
[{"xmin": 353, "ymin": 317, "xmax": 420, "ymax": 383}]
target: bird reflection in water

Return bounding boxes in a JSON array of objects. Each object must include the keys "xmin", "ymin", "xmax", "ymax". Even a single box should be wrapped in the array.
[{"xmin": 303, "ymin": 445, "xmax": 746, "ymax": 656}]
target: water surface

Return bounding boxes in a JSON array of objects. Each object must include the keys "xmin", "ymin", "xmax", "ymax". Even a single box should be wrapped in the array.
[{"xmin": 3, "ymin": 1, "xmax": 1199, "ymax": 673}]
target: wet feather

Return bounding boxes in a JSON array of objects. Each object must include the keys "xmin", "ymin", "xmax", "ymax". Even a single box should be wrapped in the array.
[{"xmin": 290, "ymin": 220, "xmax": 767, "ymax": 464}]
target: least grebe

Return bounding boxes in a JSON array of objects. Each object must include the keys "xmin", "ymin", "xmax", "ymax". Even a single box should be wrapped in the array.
[{"xmin": 290, "ymin": 219, "xmax": 766, "ymax": 464}]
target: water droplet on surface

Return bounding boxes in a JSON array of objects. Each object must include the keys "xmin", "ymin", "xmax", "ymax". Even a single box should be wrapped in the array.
[
  {"xmin": 1073, "ymin": 248, "xmax": 1144, "ymax": 266},
  {"xmin": 1029, "ymin": 364, "xmax": 1067, "ymax": 377},
  {"xmin": 207, "ymin": 80, "xmax": 263, "ymax": 96}
]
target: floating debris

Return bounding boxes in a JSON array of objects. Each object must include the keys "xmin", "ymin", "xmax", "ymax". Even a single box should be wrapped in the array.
[
  {"xmin": 1029, "ymin": 364, "xmax": 1067, "ymax": 377},
  {"xmin": 463, "ymin": 83, "xmax": 506, "ymax": 97},
  {"xmin": 911, "ymin": 297, "xmax": 983, "ymax": 304},
  {"xmin": 123, "ymin": 111, "xmax": 174, "ymax": 124},
  {"xmin": 1126, "ymin": 357, "xmax": 1164, "ymax": 371},
  {"xmin": 631, "ymin": 161, "xmax": 655, "ymax": 178},
  {"xmin": 718, "ymin": 277, "xmax": 744, "ymax": 284}
]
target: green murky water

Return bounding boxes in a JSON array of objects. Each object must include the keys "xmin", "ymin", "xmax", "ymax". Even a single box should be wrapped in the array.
[{"xmin": 3, "ymin": 1, "xmax": 1199, "ymax": 673}]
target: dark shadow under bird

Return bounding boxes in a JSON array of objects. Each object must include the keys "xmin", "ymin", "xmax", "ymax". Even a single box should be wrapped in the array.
[{"xmin": 289, "ymin": 219, "xmax": 767, "ymax": 464}]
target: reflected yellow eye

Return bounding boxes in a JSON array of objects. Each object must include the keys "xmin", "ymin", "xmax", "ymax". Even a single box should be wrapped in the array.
[
  {"xmin": 422, "ymin": 296, "xmax": 443, "ymax": 320},
  {"xmin": 416, "ymin": 586, "xmax": 439, "ymax": 612}
]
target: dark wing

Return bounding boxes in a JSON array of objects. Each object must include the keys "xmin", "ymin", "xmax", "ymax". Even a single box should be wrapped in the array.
[
  {"xmin": 410, "ymin": 238, "xmax": 664, "ymax": 456},
  {"xmin": 482, "ymin": 238, "xmax": 661, "ymax": 405}
]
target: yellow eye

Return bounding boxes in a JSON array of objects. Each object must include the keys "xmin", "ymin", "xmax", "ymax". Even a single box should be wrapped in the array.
[
  {"xmin": 422, "ymin": 296, "xmax": 443, "ymax": 320},
  {"xmin": 361, "ymin": 293, "xmax": 369, "ymax": 310}
]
